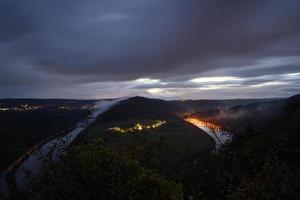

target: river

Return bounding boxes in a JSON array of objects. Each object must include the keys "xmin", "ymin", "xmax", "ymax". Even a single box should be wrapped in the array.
[
  {"xmin": 184, "ymin": 117, "xmax": 232, "ymax": 152},
  {"xmin": 0, "ymin": 98, "xmax": 125, "ymax": 192}
]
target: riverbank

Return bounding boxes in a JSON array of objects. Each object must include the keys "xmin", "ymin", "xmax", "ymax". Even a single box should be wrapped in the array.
[
  {"xmin": 12, "ymin": 99, "xmax": 125, "ymax": 189},
  {"xmin": 0, "ymin": 125, "xmax": 78, "ymax": 193}
]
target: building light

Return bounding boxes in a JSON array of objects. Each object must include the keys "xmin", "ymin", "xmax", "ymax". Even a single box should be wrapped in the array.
[{"xmin": 108, "ymin": 120, "xmax": 166, "ymax": 134}]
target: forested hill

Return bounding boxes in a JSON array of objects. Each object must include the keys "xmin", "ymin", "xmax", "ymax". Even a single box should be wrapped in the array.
[
  {"xmin": 98, "ymin": 96, "xmax": 185, "ymax": 122},
  {"xmin": 172, "ymin": 98, "xmax": 278, "ymax": 111}
]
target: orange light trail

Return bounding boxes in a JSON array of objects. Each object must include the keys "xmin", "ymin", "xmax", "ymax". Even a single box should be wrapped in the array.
[{"xmin": 184, "ymin": 117, "xmax": 221, "ymax": 131}]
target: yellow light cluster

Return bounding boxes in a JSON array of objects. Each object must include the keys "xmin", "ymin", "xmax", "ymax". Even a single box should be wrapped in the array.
[
  {"xmin": 0, "ymin": 105, "xmax": 44, "ymax": 111},
  {"xmin": 108, "ymin": 120, "xmax": 166, "ymax": 133},
  {"xmin": 185, "ymin": 117, "xmax": 221, "ymax": 131}
]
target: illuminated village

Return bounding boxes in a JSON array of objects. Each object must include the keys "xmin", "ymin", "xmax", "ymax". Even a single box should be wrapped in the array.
[
  {"xmin": 0, "ymin": 104, "xmax": 44, "ymax": 112},
  {"xmin": 108, "ymin": 120, "xmax": 166, "ymax": 133}
]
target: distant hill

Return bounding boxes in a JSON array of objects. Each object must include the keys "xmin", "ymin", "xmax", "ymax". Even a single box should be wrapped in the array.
[
  {"xmin": 172, "ymin": 98, "xmax": 277, "ymax": 111},
  {"xmin": 194, "ymin": 98, "xmax": 287, "ymax": 134},
  {"xmin": 199, "ymin": 94, "xmax": 300, "ymax": 199},
  {"xmin": 0, "ymin": 98, "xmax": 99, "ymax": 108},
  {"xmin": 98, "ymin": 96, "xmax": 185, "ymax": 122},
  {"xmin": 223, "ymin": 93, "xmax": 300, "ymax": 168},
  {"xmin": 284, "ymin": 93, "xmax": 300, "ymax": 115},
  {"xmin": 228, "ymin": 99, "xmax": 285, "ymax": 117}
]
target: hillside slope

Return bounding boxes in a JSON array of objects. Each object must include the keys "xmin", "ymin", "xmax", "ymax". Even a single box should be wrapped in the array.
[
  {"xmin": 98, "ymin": 96, "xmax": 185, "ymax": 122},
  {"xmin": 79, "ymin": 96, "xmax": 213, "ymax": 165}
]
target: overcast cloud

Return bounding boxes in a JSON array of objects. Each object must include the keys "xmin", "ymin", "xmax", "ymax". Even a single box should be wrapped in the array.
[{"xmin": 0, "ymin": 0, "xmax": 300, "ymax": 99}]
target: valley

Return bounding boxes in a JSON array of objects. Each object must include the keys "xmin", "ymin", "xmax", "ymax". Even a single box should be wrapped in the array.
[{"xmin": 1, "ymin": 94, "xmax": 300, "ymax": 199}]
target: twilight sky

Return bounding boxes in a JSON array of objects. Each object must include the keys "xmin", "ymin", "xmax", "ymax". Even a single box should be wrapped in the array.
[{"xmin": 0, "ymin": 0, "xmax": 300, "ymax": 99}]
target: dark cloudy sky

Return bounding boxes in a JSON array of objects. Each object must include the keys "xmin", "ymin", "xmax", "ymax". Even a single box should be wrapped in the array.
[{"xmin": 1, "ymin": 0, "xmax": 300, "ymax": 99}]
